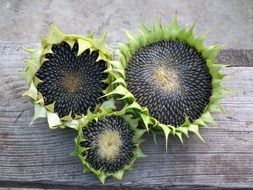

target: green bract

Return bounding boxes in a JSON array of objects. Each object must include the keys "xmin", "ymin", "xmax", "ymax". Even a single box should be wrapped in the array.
[
  {"xmin": 22, "ymin": 25, "xmax": 113, "ymax": 129},
  {"xmin": 74, "ymin": 99, "xmax": 146, "ymax": 183},
  {"xmin": 106, "ymin": 17, "xmax": 227, "ymax": 147}
]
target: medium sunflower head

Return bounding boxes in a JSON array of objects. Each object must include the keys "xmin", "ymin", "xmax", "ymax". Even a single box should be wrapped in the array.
[
  {"xmin": 75, "ymin": 101, "xmax": 145, "ymax": 183},
  {"xmin": 22, "ymin": 25, "xmax": 112, "ymax": 129},
  {"xmin": 107, "ymin": 17, "xmax": 227, "ymax": 145}
]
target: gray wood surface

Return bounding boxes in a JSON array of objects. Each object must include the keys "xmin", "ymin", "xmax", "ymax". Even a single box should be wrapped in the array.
[{"xmin": 0, "ymin": 43, "xmax": 253, "ymax": 189}]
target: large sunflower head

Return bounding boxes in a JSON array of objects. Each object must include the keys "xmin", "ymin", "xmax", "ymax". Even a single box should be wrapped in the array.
[
  {"xmin": 75, "ymin": 100, "xmax": 146, "ymax": 183},
  {"xmin": 22, "ymin": 25, "xmax": 112, "ymax": 129},
  {"xmin": 107, "ymin": 17, "xmax": 227, "ymax": 146}
]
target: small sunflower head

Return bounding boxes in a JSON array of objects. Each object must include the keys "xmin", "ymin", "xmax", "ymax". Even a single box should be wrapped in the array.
[
  {"xmin": 22, "ymin": 25, "xmax": 112, "ymax": 129},
  {"xmin": 75, "ymin": 101, "xmax": 146, "ymax": 183},
  {"xmin": 107, "ymin": 17, "xmax": 227, "ymax": 146}
]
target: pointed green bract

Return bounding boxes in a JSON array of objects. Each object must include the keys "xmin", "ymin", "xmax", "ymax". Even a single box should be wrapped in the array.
[
  {"xmin": 22, "ymin": 25, "xmax": 113, "ymax": 129},
  {"xmin": 106, "ymin": 17, "xmax": 227, "ymax": 146},
  {"xmin": 74, "ymin": 99, "xmax": 146, "ymax": 183}
]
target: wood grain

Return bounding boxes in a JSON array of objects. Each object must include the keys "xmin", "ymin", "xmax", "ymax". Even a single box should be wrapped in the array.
[{"xmin": 0, "ymin": 43, "xmax": 253, "ymax": 189}]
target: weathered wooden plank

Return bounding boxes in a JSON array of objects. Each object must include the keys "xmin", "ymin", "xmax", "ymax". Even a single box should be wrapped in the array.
[
  {"xmin": 217, "ymin": 49, "xmax": 253, "ymax": 67},
  {"xmin": 0, "ymin": 43, "xmax": 253, "ymax": 189},
  {"xmin": 0, "ymin": 42, "xmax": 252, "ymax": 67}
]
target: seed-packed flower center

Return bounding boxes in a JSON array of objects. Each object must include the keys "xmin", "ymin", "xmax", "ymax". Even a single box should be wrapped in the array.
[
  {"xmin": 81, "ymin": 116, "xmax": 136, "ymax": 173},
  {"xmin": 97, "ymin": 130, "xmax": 122, "ymax": 161},
  {"xmin": 36, "ymin": 41, "xmax": 108, "ymax": 118},
  {"xmin": 126, "ymin": 40, "xmax": 212, "ymax": 126},
  {"xmin": 61, "ymin": 71, "xmax": 82, "ymax": 93},
  {"xmin": 152, "ymin": 66, "xmax": 180, "ymax": 91}
]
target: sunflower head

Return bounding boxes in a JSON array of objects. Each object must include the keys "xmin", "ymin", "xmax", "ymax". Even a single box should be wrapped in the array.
[
  {"xmin": 106, "ymin": 17, "xmax": 227, "ymax": 147},
  {"xmin": 22, "ymin": 25, "xmax": 112, "ymax": 129},
  {"xmin": 75, "ymin": 99, "xmax": 146, "ymax": 183}
]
